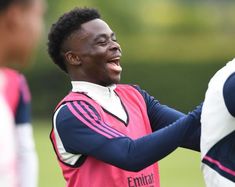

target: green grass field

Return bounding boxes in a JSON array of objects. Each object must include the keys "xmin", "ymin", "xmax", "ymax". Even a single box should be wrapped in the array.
[{"xmin": 34, "ymin": 120, "xmax": 205, "ymax": 187}]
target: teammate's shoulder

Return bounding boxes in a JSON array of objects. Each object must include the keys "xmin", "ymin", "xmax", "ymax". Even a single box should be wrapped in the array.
[
  {"xmin": 1, "ymin": 67, "xmax": 21, "ymax": 78},
  {"xmin": 223, "ymin": 72, "xmax": 235, "ymax": 117}
]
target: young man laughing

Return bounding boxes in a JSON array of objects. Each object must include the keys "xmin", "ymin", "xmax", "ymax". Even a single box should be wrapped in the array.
[{"xmin": 48, "ymin": 7, "xmax": 201, "ymax": 187}]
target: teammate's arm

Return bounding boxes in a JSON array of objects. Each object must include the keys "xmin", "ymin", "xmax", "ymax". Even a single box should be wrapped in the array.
[
  {"xmin": 54, "ymin": 100, "xmax": 201, "ymax": 172},
  {"xmin": 15, "ymin": 75, "xmax": 38, "ymax": 187},
  {"xmin": 223, "ymin": 72, "xmax": 235, "ymax": 117}
]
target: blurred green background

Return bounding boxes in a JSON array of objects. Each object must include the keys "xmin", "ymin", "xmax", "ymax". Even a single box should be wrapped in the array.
[{"xmin": 22, "ymin": 0, "xmax": 235, "ymax": 186}]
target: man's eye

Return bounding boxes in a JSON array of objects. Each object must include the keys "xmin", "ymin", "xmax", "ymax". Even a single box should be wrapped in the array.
[{"xmin": 97, "ymin": 40, "xmax": 107, "ymax": 45}]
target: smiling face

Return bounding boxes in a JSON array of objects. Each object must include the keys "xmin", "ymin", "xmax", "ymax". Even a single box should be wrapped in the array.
[{"xmin": 64, "ymin": 18, "xmax": 122, "ymax": 86}]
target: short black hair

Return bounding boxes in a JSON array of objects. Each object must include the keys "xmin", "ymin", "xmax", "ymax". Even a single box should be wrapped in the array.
[
  {"xmin": 0, "ymin": 0, "xmax": 32, "ymax": 12},
  {"xmin": 47, "ymin": 7, "xmax": 101, "ymax": 73}
]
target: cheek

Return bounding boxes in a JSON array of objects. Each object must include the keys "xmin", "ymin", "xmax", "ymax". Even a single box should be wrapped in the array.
[
  {"xmin": 27, "ymin": 16, "xmax": 44, "ymax": 46},
  {"xmin": 86, "ymin": 50, "xmax": 108, "ymax": 67},
  {"xmin": 28, "ymin": 1, "xmax": 44, "ymax": 42},
  {"xmin": 81, "ymin": 45, "xmax": 109, "ymax": 72},
  {"xmin": 16, "ymin": 18, "xmax": 43, "ymax": 63}
]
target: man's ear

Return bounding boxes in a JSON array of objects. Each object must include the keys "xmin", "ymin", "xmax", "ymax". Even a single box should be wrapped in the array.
[{"xmin": 64, "ymin": 51, "xmax": 82, "ymax": 66}]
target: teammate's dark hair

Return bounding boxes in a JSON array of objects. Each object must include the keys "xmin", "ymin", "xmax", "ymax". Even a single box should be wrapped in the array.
[
  {"xmin": 47, "ymin": 7, "xmax": 101, "ymax": 73},
  {"xmin": 0, "ymin": 0, "xmax": 32, "ymax": 12}
]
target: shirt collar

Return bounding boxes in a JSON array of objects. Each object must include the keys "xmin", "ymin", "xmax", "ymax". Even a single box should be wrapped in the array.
[{"xmin": 71, "ymin": 81, "xmax": 116, "ymax": 97}]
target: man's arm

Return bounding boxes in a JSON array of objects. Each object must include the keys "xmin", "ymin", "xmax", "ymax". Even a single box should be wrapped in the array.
[
  {"xmin": 15, "ymin": 75, "xmax": 38, "ymax": 187},
  {"xmin": 133, "ymin": 85, "xmax": 201, "ymax": 151},
  {"xmin": 54, "ymin": 100, "xmax": 201, "ymax": 172},
  {"xmin": 132, "ymin": 85, "xmax": 185, "ymax": 131},
  {"xmin": 223, "ymin": 72, "xmax": 235, "ymax": 117}
]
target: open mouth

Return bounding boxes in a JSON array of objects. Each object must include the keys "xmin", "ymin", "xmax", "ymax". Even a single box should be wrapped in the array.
[
  {"xmin": 107, "ymin": 57, "xmax": 122, "ymax": 72},
  {"xmin": 108, "ymin": 57, "xmax": 120, "ymax": 65}
]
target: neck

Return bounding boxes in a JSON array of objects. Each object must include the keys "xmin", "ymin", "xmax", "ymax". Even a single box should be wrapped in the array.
[
  {"xmin": 0, "ymin": 43, "xmax": 8, "ymax": 67},
  {"xmin": 0, "ymin": 28, "xmax": 12, "ymax": 67},
  {"xmin": 68, "ymin": 68, "xmax": 116, "ymax": 87},
  {"xmin": 69, "ymin": 71, "xmax": 108, "ymax": 87}
]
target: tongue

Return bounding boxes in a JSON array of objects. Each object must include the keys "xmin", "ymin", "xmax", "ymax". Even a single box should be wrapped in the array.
[{"xmin": 107, "ymin": 62, "xmax": 122, "ymax": 72}]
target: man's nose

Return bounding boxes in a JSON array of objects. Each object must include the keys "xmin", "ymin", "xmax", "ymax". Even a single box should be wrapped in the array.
[{"xmin": 109, "ymin": 40, "xmax": 122, "ymax": 52}]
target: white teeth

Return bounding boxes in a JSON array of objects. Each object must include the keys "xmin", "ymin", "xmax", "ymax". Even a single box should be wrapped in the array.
[
  {"xmin": 109, "ymin": 58, "xmax": 119, "ymax": 61},
  {"xmin": 109, "ymin": 57, "xmax": 120, "ymax": 61}
]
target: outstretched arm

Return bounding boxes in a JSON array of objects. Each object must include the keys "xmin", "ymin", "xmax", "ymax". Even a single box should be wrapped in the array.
[
  {"xmin": 133, "ymin": 85, "xmax": 201, "ymax": 151},
  {"xmin": 53, "ymin": 100, "xmax": 201, "ymax": 172}
]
